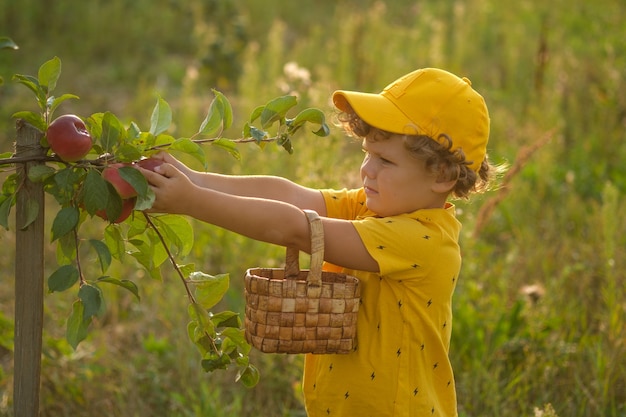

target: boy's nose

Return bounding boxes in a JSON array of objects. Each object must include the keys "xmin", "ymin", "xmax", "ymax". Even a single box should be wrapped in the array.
[{"xmin": 360, "ymin": 158, "xmax": 376, "ymax": 179}]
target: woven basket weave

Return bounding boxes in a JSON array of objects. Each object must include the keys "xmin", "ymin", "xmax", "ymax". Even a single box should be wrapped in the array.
[{"xmin": 244, "ymin": 210, "xmax": 360, "ymax": 354}]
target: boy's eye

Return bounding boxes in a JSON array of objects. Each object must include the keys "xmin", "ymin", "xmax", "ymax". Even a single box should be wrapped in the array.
[{"xmin": 362, "ymin": 149, "xmax": 393, "ymax": 165}]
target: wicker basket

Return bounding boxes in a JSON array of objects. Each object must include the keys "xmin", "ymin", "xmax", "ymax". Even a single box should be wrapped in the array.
[{"xmin": 244, "ymin": 210, "xmax": 360, "ymax": 354}]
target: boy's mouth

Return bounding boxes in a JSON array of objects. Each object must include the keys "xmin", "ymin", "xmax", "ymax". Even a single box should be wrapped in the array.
[{"xmin": 363, "ymin": 185, "xmax": 378, "ymax": 195}]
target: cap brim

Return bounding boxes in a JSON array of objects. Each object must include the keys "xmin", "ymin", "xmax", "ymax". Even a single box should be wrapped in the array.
[{"xmin": 332, "ymin": 90, "xmax": 413, "ymax": 134}]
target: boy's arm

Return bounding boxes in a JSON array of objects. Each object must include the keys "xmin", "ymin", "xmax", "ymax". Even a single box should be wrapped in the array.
[
  {"xmin": 140, "ymin": 162, "xmax": 378, "ymax": 272},
  {"xmin": 152, "ymin": 152, "xmax": 327, "ymax": 216}
]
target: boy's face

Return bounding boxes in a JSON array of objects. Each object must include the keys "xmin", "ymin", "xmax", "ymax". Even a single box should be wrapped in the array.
[{"xmin": 360, "ymin": 135, "xmax": 448, "ymax": 216}]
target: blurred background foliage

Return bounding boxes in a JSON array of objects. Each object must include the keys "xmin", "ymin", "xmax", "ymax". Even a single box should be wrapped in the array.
[{"xmin": 0, "ymin": 0, "xmax": 625, "ymax": 416}]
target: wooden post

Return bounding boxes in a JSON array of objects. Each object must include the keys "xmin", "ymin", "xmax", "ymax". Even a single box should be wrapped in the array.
[{"xmin": 14, "ymin": 120, "xmax": 46, "ymax": 417}]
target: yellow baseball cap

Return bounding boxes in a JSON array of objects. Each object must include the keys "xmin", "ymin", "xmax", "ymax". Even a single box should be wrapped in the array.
[{"xmin": 332, "ymin": 68, "xmax": 490, "ymax": 171}]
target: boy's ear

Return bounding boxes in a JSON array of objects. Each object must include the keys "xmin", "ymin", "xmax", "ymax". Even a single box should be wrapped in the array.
[
  {"xmin": 431, "ymin": 178, "xmax": 457, "ymax": 195},
  {"xmin": 431, "ymin": 163, "xmax": 458, "ymax": 194}
]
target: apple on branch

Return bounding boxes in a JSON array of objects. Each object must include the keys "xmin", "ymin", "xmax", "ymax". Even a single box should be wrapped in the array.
[
  {"xmin": 134, "ymin": 157, "xmax": 164, "ymax": 172},
  {"xmin": 102, "ymin": 163, "xmax": 138, "ymax": 199},
  {"xmin": 46, "ymin": 114, "xmax": 93, "ymax": 162},
  {"xmin": 95, "ymin": 197, "xmax": 136, "ymax": 223}
]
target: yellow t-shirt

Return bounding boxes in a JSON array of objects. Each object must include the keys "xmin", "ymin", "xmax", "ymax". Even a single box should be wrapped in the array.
[{"xmin": 303, "ymin": 188, "xmax": 461, "ymax": 417}]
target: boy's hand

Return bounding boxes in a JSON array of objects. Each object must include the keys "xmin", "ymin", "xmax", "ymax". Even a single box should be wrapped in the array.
[
  {"xmin": 138, "ymin": 161, "xmax": 197, "ymax": 215},
  {"xmin": 147, "ymin": 151, "xmax": 205, "ymax": 187}
]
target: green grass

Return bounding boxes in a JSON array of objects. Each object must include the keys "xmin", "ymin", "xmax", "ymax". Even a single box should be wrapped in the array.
[{"xmin": 1, "ymin": 0, "xmax": 625, "ymax": 416}]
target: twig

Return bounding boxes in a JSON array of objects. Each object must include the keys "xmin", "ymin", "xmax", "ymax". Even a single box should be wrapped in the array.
[
  {"xmin": 74, "ymin": 226, "xmax": 86, "ymax": 286},
  {"xmin": 148, "ymin": 135, "xmax": 282, "ymax": 150},
  {"xmin": 0, "ymin": 136, "xmax": 282, "ymax": 166},
  {"xmin": 0, "ymin": 155, "xmax": 58, "ymax": 165},
  {"xmin": 142, "ymin": 211, "xmax": 219, "ymax": 353},
  {"xmin": 142, "ymin": 212, "xmax": 196, "ymax": 303},
  {"xmin": 473, "ymin": 128, "xmax": 556, "ymax": 238}
]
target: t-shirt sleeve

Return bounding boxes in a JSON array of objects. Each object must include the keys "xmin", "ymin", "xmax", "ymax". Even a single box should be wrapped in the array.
[
  {"xmin": 320, "ymin": 188, "xmax": 368, "ymax": 220},
  {"xmin": 320, "ymin": 188, "xmax": 460, "ymax": 281},
  {"xmin": 352, "ymin": 215, "xmax": 458, "ymax": 281}
]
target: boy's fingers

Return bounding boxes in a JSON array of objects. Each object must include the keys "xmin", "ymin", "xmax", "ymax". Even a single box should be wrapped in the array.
[
  {"xmin": 138, "ymin": 166, "xmax": 167, "ymax": 184},
  {"xmin": 155, "ymin": 162, "xmax": 178, "ymax": 178}
]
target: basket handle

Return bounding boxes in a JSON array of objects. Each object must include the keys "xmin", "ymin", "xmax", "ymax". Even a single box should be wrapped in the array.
[{"xmin": 284, "ymin": 209, "xmax": 324, "ymax": 289}]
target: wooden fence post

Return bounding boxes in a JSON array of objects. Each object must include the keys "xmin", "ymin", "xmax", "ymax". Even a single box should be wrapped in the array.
[{"xmin": 14, "ymin": 120, "xmax": 46, "ymax": 417}]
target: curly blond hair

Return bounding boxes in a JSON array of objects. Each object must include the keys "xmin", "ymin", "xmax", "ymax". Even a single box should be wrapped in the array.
[{"xmin": 337, "ymin": 110, "xmax": 501, "ymax": 199}]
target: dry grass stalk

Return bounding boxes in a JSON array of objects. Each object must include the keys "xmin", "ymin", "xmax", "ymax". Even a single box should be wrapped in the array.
[{"xmin": 473, "ymin": 128, "xmax": 556, "ymax": 238}]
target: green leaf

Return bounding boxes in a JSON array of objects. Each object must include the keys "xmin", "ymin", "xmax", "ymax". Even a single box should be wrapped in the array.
[
  {"xmin": 188, "ymin": 302, "xmax": 213, "ymax": 330},
  {"xmin": 56, "ymin": 233, "xmax": 77, "ymax": 265},
  {"xmin": 97, "ymin": 276, "xmax": 140, "ymax": 301},
  {"xmin": 11, "ymin": 111, "xmax": 46, "ymax": 131},
  {"xmin": 211, "ymin": 311, "xmax": 241, "ymax": 329},
  {"xmin": 199, "ymin": 90, "xmax": 233, "ymax": 136},
  {"xmin": 38, "ymin": 56, "xmax": 61, "ymax": 93},
  {"xmin": 97, "ymin": 184, "xmax": 123, "ymax": 221},
  {"xmin": 201, "ymin": 351, "xmax": 231, "ymax": 372},
  {"xmin": 190, "ymin": 272, "xmax": 229, "ymax": 310},
  {"xmin": 149, "ymin": 97, "xmax": 172, "ymax": 136},
  {"xmin": 51, "ymin": 206, "xmax": 79, "ymax": 241},
  {"xmin": 134, "ymin": 187, "xmax": 156, "ymax": 211},
  {"xmin": 260, "ymin": 96, "xmax": 297, "ymax": 129},
  {"xmin": 214, "ymin": 90, "xmax": 233, "ymax": 129},
  {"xmin": 128, "ymin": 235, "xmax": 168, "ymax": 273},
  {"xmin": 66, "ymin": 300, "xmax": 91, "ymax": 350},
  {"xmin": 235, "ymin": 354, "xmax": 249, "ymax": 367},
  {"xmin": 85, "ymin": 113, "xmax": 104, "ymax": 140},
  {"xmin": 219, "ymin": 332, "xmax": 238, "ymax": 356},
  {"xmin": 27, "ymin": 164, "xmax": 56, "ymax": 183},
  {"xmin": 178, "ymin": 263, "xmax": 196, "ymax": 278},
  {"xmin": 100, "ymin": 112, "xmax": 125, "ymax": 153},
  {"xmin": 78, "ymin": 284, "xmax": 103, "ymax": 320},
  {"xmin": 0, "ymin": 196, "xmax": 13, "ymax": 230},
  {"xmin": 89, "ymin": 239, "xmax": 112, "ymax": 273},
  {"xmin": 289, "ymin": 108, "xmax": 330, "ymax": 137},
  {"xmin": 151, "ymin": 214, "xmax": 194, "ymax": 257},
  {"xmin": 115, "ymin": 143, "xmax": 143, "ymax": 162},
  {"xmin": 211, "ymin": 138, "xmax": 240, "ymax": 160},
  {"xmin": 127, "ymin": 121, "xmax": 141, "ymax": 140},
  {"xmin": 118, "ymin": 166, "xmax": 148, "ymax": 196},
  {"xmin": 151, "ymin": 133, "xmax": 174, "ymax": 149},
  {"xmin": 48, "ymin": 264, "xmax": 79, "ymax": 293},
  {"xmin": 169, "ymin": 137, "xmax": 207, "ymax": 169},
  {"xmin": 249, "ymin": 125, "xmax": 268, "ymax": 144},
  {"xmin": 53, "ymin": 167, "xmax": 82, "ymax": 203},
  {"xmin": 221, "ymin": 327, "xmax": 251, "ymax": 355},
  {"xmin": 104, "ymin": 225, "xmax": 126, "ymax": 261},
  {"xmin": 199, "ymin": 97, "xmax": 224, "ymax": 136},
  {"xmin": 188, "ymin": 303, "xmax": 216, "ymax": 353},
  {"xmin": 20, "ymin": 198, "xmax": 39, "ymax": 230},
  {"xmin": 314, "ymin": 124, "xmax": 330, "ymax": 137},
  {"xmin": 248, "ymin": 105, "xmax": 264, "ymax": 123},
  {"xmin": 187, "ymin": 321, "xmax": 214, "ymax": 353},
  {"xmin": 49, "ymin": 93, "xmax": 79, "ymax": 116},
  {"xmin": 0, "ymin": 37, "xmax": 18, "ymax": 50},
  {"xmin": 2, "ymin": 173, "xmax": 18, "ymax": 195},
  {"xmin": 236, "ymin": 364, "xmax": 260, "ymax": 388},
  {"xmin": 278, "ymin": 135, "xmax": 293, "ymax": 154},
  {"xmin": 12, "ymin": 74, "xmax": 45, "ymax": 106},
  {"xmin": 82, "ymin": 169, "xmax": 109, "ymax": 213}
]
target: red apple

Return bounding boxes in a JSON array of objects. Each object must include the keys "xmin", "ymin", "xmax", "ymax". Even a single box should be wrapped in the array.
[
  {"xmin": 95, "ymin": 198, "xmax": 135, "ymax": 223},
  {"xmin": 46, "ymin": 114, "xmax": 93, "ymax": 162},
  {"xmin": 102, "ymin": 163, "xmax": 138, "ymax": 199},
  {"xmin": 134, "ymin": 157, "xmax": 164, "ymax": 172}
]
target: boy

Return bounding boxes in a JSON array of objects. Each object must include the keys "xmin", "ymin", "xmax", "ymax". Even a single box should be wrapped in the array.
[{"xmin": 140, "ymin": 67, "xmax": 497, "ymax": 416}]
